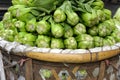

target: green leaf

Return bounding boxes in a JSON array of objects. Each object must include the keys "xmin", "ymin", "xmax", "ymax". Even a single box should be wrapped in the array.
[
  {"xmin": 78, "ymin": 0, "xmax": 86, "ymax": 3},
  {"xmin": 87, "ymin": 0, "xmax": 95, "ymax": 5},
  {"xmin": 84, "ymin": 4, "xmax": 92, "ymax": 13}
]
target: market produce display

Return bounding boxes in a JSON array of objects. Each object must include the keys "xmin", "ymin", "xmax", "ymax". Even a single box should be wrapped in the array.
[{"xmin": 0, "ymin": 0, "xmax": 120, "ymax": 49}]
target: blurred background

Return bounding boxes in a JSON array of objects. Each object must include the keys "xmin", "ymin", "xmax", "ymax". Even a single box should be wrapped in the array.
[
  {"xmin": 103, "ymin": 0, "xmax": 120, "ymax": 15},
  {"xmin": 0, "ymin": 0, "xmax": 11, "ymax": 20},
  {"xmin": 0, "ymin": 0, "xmax": 120, "ymax": 20}
]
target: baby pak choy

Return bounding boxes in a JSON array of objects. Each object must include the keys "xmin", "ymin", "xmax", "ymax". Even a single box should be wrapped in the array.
[
  {"xmin": 51, "ymin": 38, "xmax": 64, "ymax": 49},
  {"xmin": 36, "ymin": 16, "xmax": 51, "ymax": 35},
  {"xmin": 111, "ymin": 29, "xmax": 120, "ymax": 42},
  {"xmin": 73, "ymin": 23, "xmax": 86, "ymax": 36},
  {"xmin": 88, "ymin": 26, "xmax": 98, "ymax": 36},
  {"xmin": 14, "ymin": 20, "xmax": 26, "ymax": 32},
  {"xmin": 53, "ymin": 7, "xmax": 66, "ymax": 23},
  {"xmin": 36, "ymin": 35, "xmax": 50, "ymax": 48},
  {"xmin": 54, "ymin": 1, "xmax": 79, "ymax": 25},
  {"xmin": 61, "ymin": 23, "xmax": 73, "ymax": 38},
  {"xmin": 26, "ymin": 18, "xmax": 36, "ymax": 32},
  {"xmin": 98, "ymin": 21, "xmax": 113, "ymax": 37},
  {"xmin": 8, "ymin": 5, "xmax": 35, "ymax": 22},
  {"xmin": 76, "ymin": 34, "xmax": 94, "ymax": 49},
  {"xmin": 93, "ymin": 36, "xmax": 103, "ymax": 47},
  {"xmin": 81, "ymin": 9, "xmax": 99, "ymax": 27},
  {"xmin": 64, "ymin": 1, "xmax": 79, "ymax": 26},
  {"xmin": 0, "ymin": 29, "xmax": 16, "ymax": 42},
  {"xmin": 49, "ymin": 17, "xmax": 64, "ymax": 38},
  {"xmin": 14, "ymin": 32, "xmax": 36, "ymax": 46},
  {"xmin": 102, "ymin": 36, "xmax": 116, "ymax": 46},
  {"xmin": 64, "ymin": 37, "xmax": 77, "ymax": 49}
]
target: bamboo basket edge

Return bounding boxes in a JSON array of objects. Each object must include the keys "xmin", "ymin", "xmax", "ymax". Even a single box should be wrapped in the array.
[{"xmin": 11, "ymin": 49, "xmax": 120, "ymax": 63}]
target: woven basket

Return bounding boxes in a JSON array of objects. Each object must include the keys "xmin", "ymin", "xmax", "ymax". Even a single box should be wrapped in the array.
[
  {"xmin": 0, "ymin": 39, "xmax": 120, "ymax": 80},
  {"xmin": 2, "ymin": 52, "xmax": 120, "ymax": 80}
]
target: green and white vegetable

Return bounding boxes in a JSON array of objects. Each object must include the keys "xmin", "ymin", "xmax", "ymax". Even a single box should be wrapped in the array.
[
  {"xmin": 64, "ymin": 37, "xmax": 77, "ymax": 49},
  {"xmin": 51, "ymin": 38, "xmax": 64, "ymax": 49},
  {"xmin": 0, "ymin": 0, "xmax": 120, "ymax": 49},
  {"xmin": 36, "ymin": 35, "xmax": 50, "ymax": 48},
  {"xmin": 73, "ymin": 23, "xmax": 86, "ymax": 35}
]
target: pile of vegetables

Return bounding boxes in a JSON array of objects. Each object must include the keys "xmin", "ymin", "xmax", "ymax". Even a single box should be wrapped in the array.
[{"xmin": 0, "ymin": 0, "xmax": 120, "ymax": 49}]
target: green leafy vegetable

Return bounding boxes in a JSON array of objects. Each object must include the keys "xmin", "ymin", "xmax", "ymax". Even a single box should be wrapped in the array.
[
  {"xmin": 26, "ymin": 18, "xmax": 36, "ymax": 32},
  {"xmin": 113, "ymin": 7, "xmax": 120, "ymax": 21},
  {"xmin": 51, "ymin": 38, "xmax": 64, "ymax": 49},
  {"xmin": 61, "ymin": 23, "xmax": 73, "ymax": 38},
  {"xmin": 36, "ymin": 35, "xmax": 50, "ymax": 48},
  {"xmin": 98, "ymin": 22, "xmax": 112, "ymax": 37},
  {"xmin": 14, "ymin": 20, "xmax": 26, "ymax": 32},
  {"xmin": 36, "ymin": 16, "xmax": 51, "ymax": 35},
  {"xmin": 81, "ymin": 9, "xmax": 99, "ymax": 27},
  {"xmin": 64, "ymin": 1, "xmax": 79, "ymax": 26},
  {"xmin": 53, "ymin": 8, "xmax": 66, "ymax": 23},
  {"xmin": 103, "ymin": 9, "xmax": 112, "ymax": 20},
  {"xmin": 73, "ymin": 23, "xmax": 86, "ymax": 35},
  {"xmin": 49, "ymin": 18, "xmax": 64, "ymax": 38},
  {"xmin": 91, "ymin": 0, "xmax": 104, "ymax": 10},
  {"xmin": 111, "ymin": 29, "xmax": 120, "ymax": 42},
  {"xmin": 88, "ymin": 26, "xmax": 98, "ymax": 36},
  {"xmin": 76, "ymin": 34, "xmax": 94, "ymax": 49},
  {"xmin": 64, "ymin": 37, "xmax": 77, "ymax": 49},
  {"xmin": 93, "ymin": 36, "xmax": 103, "ymax": 47}
]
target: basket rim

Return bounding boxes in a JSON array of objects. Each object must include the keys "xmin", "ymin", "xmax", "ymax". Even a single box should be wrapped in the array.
[{"xmin": 25, "ymin": 49, "xmax": 120, "ymax": 63}]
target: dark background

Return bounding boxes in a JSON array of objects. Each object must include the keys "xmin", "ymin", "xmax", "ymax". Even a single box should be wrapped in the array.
[
  {"xmin": 0, "ymin": 0, "xmax": 120, "ymax": 20},
  {"xmin": 103, "ymin": 0, "xmax": 120, "ymax": 15},
  {"xmin": 0, "ymin": 0, "xmax": 11, "ymax": 20}
]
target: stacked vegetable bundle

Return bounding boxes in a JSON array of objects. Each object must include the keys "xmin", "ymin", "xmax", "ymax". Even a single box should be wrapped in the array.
[{"xmin": 0, "ymin": 0, "xmax": 120, "ymax": 49}]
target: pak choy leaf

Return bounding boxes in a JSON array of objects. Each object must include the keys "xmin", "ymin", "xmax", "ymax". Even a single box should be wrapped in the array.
[
  {"xmin": 114, "ymin": 7, "xmax": 120, "ymax": 21},
  {"xmin": 29, "ymin": 0, "xmax": 64, "ymax": 14},
  {"xmin": 84, "ymin": 4, "xmax": 92, "ymax": 13},
  {"xmin": 71, "ymin": 1, "xmax": 86, "ymax": 12},
  {"xmin": 71, "ymin": 0, "xmax": 95, "ymax": 13},
  {"xmin": 63, "ymin": 1, "xmax": 79, "ymax": 26},
  {"xmin": 53, "ymin": 2, "xmax": 66, "ymax": 23},
  {"xmin": 12, "ymin": 0, "xmax": 34, "ymax": 6}
]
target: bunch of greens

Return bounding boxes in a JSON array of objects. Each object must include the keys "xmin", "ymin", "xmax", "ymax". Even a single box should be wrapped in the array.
[
  {"xmin": 61, "ymin": 23, "xmax": 73, "ymax": 38},
  {"xmin": 0, "ymin": 0, "xmax": 120, "ymax": 49},
  {"xmin": 14, "ymin": 32, "xmax": 36, "ymax": 46},
  {"xmin": 51, "ymin": 38, "xmax": 64, "ymax": 49},
  {"xmin": 49, "ymin": 17, "xmax": 64, "ymax": 38},
  {"xmin": 64, "ymin": 37, "xmax": 77, "ymax": 49},
  {"xmin": 36, "ymin": 35, "xmax": 50, "ymax": 48},
  {"xmin": 12, "ymin": 0, "xmax": 64, "ymax": 14},
  {"xmin": 76, "ymin": 34, "xmax": 94, "ymax": 49},
  {"xmin": 54, "ymin": 1, "xmax": 79, "ymax": 26},
  {"xmin": 36, "ymin": 16, "xmax": 51, "ymax": 35}
]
